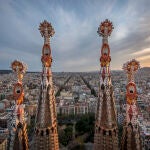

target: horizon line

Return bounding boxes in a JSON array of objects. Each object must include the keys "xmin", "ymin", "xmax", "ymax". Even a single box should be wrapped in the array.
[{"xmin": 0, "ymin": 67, "xmax": 149, "ymax": 73}]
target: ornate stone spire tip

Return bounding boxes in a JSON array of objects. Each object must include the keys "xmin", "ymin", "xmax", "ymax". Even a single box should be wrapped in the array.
[
  {"xmin": 122, "ymin": 59, "xmax": 140, "ymax": 73},
  {"xmin": 11, "ymin": 60, "xmax": 27, "ymax": 74},
  {"xmin": 97, "ymin": 19, "xmax": 114, "ymax": 37},
  {"xmin": 39, "ymin": 20, "xmax": 55, "ymax": 38}
]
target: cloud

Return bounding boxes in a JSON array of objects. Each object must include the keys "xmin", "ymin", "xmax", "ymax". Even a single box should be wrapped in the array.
[
  {"xmin": 131, "ymin": 48, "xmax": 150, "ymax": 56},
  {"xmin": 0, "ymin": 0, "xmax": 150, "ymax": 72},
  {"xmin": 137, "ymin": 55, "xmax": 150, "ymax": 61}
]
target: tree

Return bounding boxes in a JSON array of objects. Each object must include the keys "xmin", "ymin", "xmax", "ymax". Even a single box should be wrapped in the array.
[
  {"xmin": 59, "ymin": 125, "xmax": 73, "ymax": 146},
  {"xmin": 75, "ymin": 114, "xmax": 95, "ymax": 137}
]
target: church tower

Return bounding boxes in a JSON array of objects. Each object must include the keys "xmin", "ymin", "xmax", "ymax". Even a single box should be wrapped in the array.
[
  {"xmin": 94, "ymin": 19, "xmax": 119, "ymax": 150},
  {"xmin": 9, "ymin": 60, "xmax": 29, "ymax": 150},
  {"xmin": 33, "ymin": 20, "xmax": 59, "ymax": 150},
  {"xmin": 121, "ymin": 59, "xmax": 142, "ymax": 150}
]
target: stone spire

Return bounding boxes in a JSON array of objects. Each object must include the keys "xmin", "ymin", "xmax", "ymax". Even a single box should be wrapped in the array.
[
  {"xmin": 94, "ymin": 19, "xmax": 119, "ymax": 150},
  {"xmin": 33, "ymin": 20, "xmax": 59, "ymax": 150},
  {"xmin": 121, "ymin": 59, "xmax": 142, "ymax": 150},
  {"xmin": 9, "ymin": 60, "xmax": 29, "ymax": 150}
]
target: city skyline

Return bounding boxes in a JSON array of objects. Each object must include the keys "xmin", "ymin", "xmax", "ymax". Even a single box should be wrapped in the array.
[{"xmin": 0, "ymin": 0, "xmax": 150, "ymax": 72}]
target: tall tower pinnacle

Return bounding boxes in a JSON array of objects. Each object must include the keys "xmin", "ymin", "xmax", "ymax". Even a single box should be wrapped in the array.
[
  {"xmin": 33, "ymin": 20, "xmax": 59, "ymax": 150},
  {"xmin": 94, "ymin": 19, "xmax": 119, "ymax": 150},
  {"xmin": 39, "ymin": 20, "xmax": 55, "ymax": 45},
  {"xmin": 9, "ymin": 60, "xmax": 29, "ymax": 150},
  {"xmin": 97, "ymin": 19, "xmax": 114, "ymax": 44},
  {"xmin": 121, "ymin": 59, "xmax": 142, "ymax": 150}
]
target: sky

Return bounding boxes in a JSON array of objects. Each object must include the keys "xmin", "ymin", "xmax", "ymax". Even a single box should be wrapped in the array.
[{"xmin": 0, "ymin": 0, "xmax": 150, "ymax": 72}]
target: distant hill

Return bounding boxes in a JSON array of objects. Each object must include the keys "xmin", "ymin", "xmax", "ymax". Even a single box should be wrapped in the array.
[
  {"xmin": 137, "ymin": 67, "xmax": 150, "ymax": 75},
  {"xmin": 0, "ymin": 70, "xmax": 12, "ymax": 74},
  {"xmin": 139, "ymin": 67, "xmax": 150, "ymax": 71},
  {"xmin": 0, "ymin": 67, "xmax": 149, "ymax": 74},
  {"xmin": 0, "ymin": 70, "xmax": 40, "ymax": 74}
]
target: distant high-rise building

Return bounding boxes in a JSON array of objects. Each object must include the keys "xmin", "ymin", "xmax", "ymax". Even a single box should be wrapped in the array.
[
  {"xmin": 33, "ymin": 20, "xmax": 59, "ymax": 150},
  {"xmin": 94, "ymin": 19, "xmax": 119, "ymax": 150},
  {"xmin": 121, "ymin": 59, "xmax": 142, "ymax": 150},
  {"xmin": 9, "ymin": 60, "xmax": 29, "ymax": 150}
]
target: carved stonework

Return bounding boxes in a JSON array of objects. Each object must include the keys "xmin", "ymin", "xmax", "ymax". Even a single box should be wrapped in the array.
[
  {"xmin": 9, "ymin": 60, "xmax": 29, "ymax": 150},
  {"xmin": 121, "ymin": 60, "xmax": 142, "ymax": 150},
  {"xmin": 97, "ymin": 19, "xmax": 114, "ymax": 37},
  {"xmin": 33, "ymin": 20, "xmax": 59, "ymax": 150},
  {"xmin": 94, "ymin": 19, "xmax": 119, "ymax": 150}
]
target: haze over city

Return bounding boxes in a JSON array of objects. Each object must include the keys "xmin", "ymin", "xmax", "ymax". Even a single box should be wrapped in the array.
[{"xmin": 0, "ymin": 0, "xmax": 150, "ymax": 71}]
